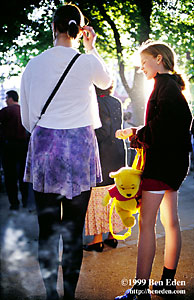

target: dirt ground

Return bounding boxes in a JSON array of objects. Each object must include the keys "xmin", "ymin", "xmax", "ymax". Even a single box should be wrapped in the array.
[{"xmin": 77, "ymin": 229, "xmax": 194, "ymax": 300}]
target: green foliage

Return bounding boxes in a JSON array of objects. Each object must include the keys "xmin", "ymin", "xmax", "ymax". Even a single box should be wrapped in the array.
[
  {"xmin": 0, "ymin": 0, "xmax": 194, "ymax": 80},
  {"xmin": 0, "ymin": 0, "xmax": 57, "ymax": 75},
  {"xmin": 150, "ymin": 0, "xmax": 194, "ymax": 80}
]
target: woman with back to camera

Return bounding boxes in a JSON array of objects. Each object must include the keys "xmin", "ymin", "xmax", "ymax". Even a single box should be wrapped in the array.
[
  {"xmin": 115, "ymin": 42, "xmax": 192, "ymax": 299},
  {"xmin": 84, "ymin": 84, "xmax": 126, "ymax": 252},
  {"xmin": 20, "ymin": 4, "xmax": 111, "ymax": 300}
]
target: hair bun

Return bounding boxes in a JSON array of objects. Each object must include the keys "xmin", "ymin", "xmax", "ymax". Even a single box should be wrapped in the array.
[
  {"xmin": 53, "ymin": 5, "xmax": 82, "ymax": 39},
  {"xmin": 67, "ymin": 19, "xmax": 79, "ymax": 38}
]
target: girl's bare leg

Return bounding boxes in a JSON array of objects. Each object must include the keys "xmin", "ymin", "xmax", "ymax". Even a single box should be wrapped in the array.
[
  {"xmin": 136, "ymin": 191, "xmax": 164, "ymax": 279},
  {"xmin": 160, "ymin": 190, "xmax": 181, "ymax": 269}
]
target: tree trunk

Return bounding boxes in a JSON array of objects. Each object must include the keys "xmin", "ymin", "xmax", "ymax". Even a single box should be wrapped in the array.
[
  {"xmin": 135, "ymin": 0, "xmax": 152, "ymax": 43},
  {"xmin": 96, "ymin": 0, "xmax": 153, "ymax": 125},
  {"xmin": 97, "ymin": 1, "xmax": 132, "ymax": 98},
  {"xmin": 129, "ymin": 0, "xmax": 153, "ymax": 125},
  {"xmin": 130, "ymin": 68, "xmax": 145, "ymax": 126},
  {"xmin": 90, "ymin": 0, "xmax": 153, "ymax": 125}
]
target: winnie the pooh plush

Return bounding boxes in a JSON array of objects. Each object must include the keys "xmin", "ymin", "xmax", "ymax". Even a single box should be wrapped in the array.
[{"xmin": 102, "ymin": 167, "xmax": 142, "ymax": 240}]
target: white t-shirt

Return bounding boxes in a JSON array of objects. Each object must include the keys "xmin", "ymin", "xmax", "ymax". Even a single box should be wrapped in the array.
[{"xmin": 20, "ymin": 46, "xmax": 112, "ymax": 133}]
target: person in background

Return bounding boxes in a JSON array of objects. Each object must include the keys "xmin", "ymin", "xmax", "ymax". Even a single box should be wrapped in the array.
[
  {"xmin": 20, "ymin": 4, "xmax": 111, "ymax": 300},
  {"xmin": 0, "ymin": 90, "xmax": 29, "ymax": 210},
  {"xmin": 84, "ymin": 84, "xmax": 126, "ymax": 252},
  {"xmin": 115, "ymin": 41, "xmax": 192, "ymax": 300},
  {"xmin": 123, "ymin": 111, "xmax": 136, "ymax": 166}
]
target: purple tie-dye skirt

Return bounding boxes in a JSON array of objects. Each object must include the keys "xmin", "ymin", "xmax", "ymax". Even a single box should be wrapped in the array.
[{"xmin": 24, "ymin": 125, "xmax": 102, "ymax": 199}]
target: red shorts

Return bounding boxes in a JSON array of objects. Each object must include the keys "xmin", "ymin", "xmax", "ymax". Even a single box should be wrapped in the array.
[{"xmin": 141, "ymin": 178, "xmax": 171, "ymax": 192}]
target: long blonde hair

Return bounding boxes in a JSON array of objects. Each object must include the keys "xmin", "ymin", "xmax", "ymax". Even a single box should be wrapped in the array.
[{"xmin": 140, "ymin": 41, "xmax": 185, "ymax": 90}]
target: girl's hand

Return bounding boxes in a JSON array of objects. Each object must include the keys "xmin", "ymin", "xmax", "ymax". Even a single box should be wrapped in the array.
[
  {"xmin": 115, "ymin": 128, "xmax": 133, "ymax": 139},
  {"xmin": 82, "ymin": 26, "xmax": 96, "ymax": 51},
  {"xmin": 115, "ymin": 128, "xmax": 137, "ymax": 140}
]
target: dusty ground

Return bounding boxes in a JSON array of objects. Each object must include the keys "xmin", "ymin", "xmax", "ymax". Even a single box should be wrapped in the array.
[{"xmin": 77, "ymin": 229, "xmax": 194, "ymax": 300}]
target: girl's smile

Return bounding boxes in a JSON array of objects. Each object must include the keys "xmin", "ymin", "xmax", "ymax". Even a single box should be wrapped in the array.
[
  {"xmin": 140, "ymin": 53, "xmax": 159, "ymax": 80},
  {"xmin": 140, "ymin": 52, "xmax": 170, "ymax": 80}
]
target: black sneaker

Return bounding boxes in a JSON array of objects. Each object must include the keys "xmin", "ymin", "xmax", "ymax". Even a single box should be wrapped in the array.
[{"xmin": 115, "ymin": 288, "xmax": 151, "ymax": 300}]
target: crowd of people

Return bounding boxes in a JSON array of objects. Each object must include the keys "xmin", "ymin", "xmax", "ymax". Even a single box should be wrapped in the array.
[{"xmin": 0, "ymin": 3, "xmax": 193, "ymax": 300}]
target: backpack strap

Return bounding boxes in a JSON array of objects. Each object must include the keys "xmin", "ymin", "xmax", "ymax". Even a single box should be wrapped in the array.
[{"xmin": 109, "ymin": 199, "xmax": 132, "ymax": 240}]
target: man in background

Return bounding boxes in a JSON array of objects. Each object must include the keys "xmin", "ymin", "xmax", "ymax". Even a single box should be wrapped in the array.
[{"xmin": 0, "ymin": 90, "xmax": 29, "ymax": 210}]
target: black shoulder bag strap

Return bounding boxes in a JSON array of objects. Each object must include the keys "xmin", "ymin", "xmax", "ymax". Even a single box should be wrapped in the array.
[
  {"xmin": 31, "ymin": 53, "xmax": 81, "ymax": 132},
  {"xmin": 40, "ymin": 53, "xmax": 81, "ymax": 118}
]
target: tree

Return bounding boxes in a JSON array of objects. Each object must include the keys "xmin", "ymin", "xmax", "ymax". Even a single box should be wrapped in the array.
[
  {"xmin": 73, "ymin": 0, "xmax": 153, "ymax": 124},
  {"xmin": 150, "ymin": 0, "xmax": 194, "ymax": 80},
  {"xmin": 0, "ymin": 0, "xmax": 59, "ymax": 71},
  {"xmin": 1, "ymin": 0, "xmax": 194, "ymax": 122},
  {"xmin": 1, "ymin": 0, "xmax": 152, "ymax": 124}
]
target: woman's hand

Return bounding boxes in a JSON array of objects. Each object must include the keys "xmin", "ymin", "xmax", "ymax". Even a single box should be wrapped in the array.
[
  {"xmin": 82, "ymin": 26, "xmax": 96, "ymax": 51},
  {"xmin": 115, "ymin": 128, "xmax": 137, "ymax": 140}
]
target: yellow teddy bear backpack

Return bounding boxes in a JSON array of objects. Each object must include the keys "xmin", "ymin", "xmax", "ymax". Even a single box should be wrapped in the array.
[{"xmin": 108, "ymin": 148, "xmax": 145, "ymax": 240}]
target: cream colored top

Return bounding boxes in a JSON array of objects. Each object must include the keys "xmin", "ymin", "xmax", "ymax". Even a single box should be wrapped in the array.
[{"xmin": 20, "ymin": 46, "xmax": 112, "ymax": 132}]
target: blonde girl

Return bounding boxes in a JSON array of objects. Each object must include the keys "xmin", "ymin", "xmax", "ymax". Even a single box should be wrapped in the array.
[{"xmin": 115, "ymin": 42, "xmax": 192, "ymax": 300}]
